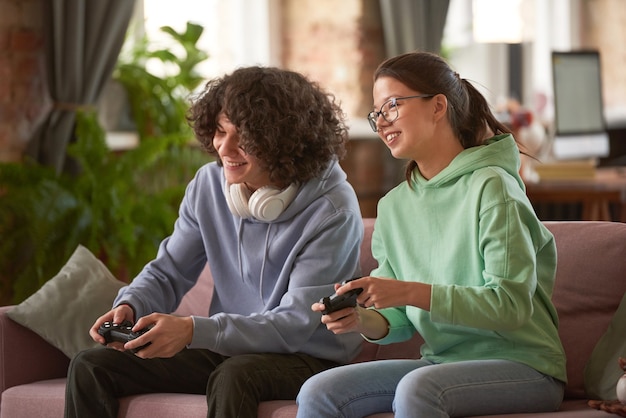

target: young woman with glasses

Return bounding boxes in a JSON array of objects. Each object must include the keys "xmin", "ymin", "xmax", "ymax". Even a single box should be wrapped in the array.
[{"xmin": 296, "ymin": 51, "xmax": 567, "ymax": 418}]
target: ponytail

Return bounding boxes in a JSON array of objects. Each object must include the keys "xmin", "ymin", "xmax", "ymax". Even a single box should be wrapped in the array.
[{"xmin": 457, "ymin": 79, "xmax": 511, "ymax": 148}]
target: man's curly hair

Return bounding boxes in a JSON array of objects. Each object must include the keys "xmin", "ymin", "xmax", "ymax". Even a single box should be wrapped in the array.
[{"xmin": 187, "ymin": 66, "xmax": 348, "ymax": 186}]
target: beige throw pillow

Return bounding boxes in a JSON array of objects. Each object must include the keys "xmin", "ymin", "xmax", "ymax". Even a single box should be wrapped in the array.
[{"xmin": 7, "ymin": 245, "xmax": 125, "ymax": 359}]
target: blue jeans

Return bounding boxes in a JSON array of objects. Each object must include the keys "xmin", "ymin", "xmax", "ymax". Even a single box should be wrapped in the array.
[{"xmin": 296, "ymin": 358, "xmax": 564, "ymax": 418}]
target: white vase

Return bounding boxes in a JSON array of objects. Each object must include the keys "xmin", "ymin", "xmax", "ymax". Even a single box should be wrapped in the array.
[{"xmin": 616, "ymin": 373, "xmax": 626, "ymax": 403}]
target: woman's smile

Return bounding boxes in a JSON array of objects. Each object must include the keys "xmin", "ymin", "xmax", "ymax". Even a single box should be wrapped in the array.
[{"xmin": 384, "ymin": 131, "xmax": 401, "ymax": 146}]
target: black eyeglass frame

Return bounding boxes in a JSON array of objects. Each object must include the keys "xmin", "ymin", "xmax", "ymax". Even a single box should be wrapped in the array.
[{"xmin": 367, "ymin": 94, "xmax": 436, "ymax": 132}]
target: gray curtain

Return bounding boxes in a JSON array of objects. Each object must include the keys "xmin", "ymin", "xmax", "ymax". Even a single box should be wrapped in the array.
[
  {"xmin": 27, "ymin": 0, "xmax": 136, "ymax": 173},
  {"xmin": 379, "ymin": 0, "xmax": 450, "ymax": 57}
]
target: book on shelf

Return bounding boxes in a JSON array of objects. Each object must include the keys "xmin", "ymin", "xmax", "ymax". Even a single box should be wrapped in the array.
[{"xmin": 532, "ymin": 160, "xmax": 597, "ymax": 180}]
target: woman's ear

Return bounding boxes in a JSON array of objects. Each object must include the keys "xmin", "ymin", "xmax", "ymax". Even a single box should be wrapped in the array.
[{"xmin": 432, "ymin": 94, "xmax": 448, "ymax": 122}]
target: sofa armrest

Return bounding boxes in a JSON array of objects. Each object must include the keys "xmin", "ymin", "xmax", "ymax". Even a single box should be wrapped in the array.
[{"xmin": 0, "ymin": 305, "xmax": 69, "ymax": 394}]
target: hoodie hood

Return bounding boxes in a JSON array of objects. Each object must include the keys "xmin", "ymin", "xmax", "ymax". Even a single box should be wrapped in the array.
[
  {"xmin": 413, "ymin": 134, "xmax": 524, "ymax": 192},
  {"xmin": 278, "ymin": 159, "xmax": 347, "ymax": 221}
]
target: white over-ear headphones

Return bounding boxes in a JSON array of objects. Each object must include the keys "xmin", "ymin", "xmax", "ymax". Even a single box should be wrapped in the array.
[{"xmin": 225, "ymin": 183, "xmax": 299, "ymax": 222}]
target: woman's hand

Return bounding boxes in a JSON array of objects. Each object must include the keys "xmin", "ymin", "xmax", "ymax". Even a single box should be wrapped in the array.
[
  {"xmin": 339, "ymin": 276, "xmax": 432, "ymax": 311},
  {"xmin": 312, "ymin": 276, "xmax": 431, "ymax": 340},
  {"xmin": 311, "ymin": 302, "xmax": 389, "ymax": 340}
]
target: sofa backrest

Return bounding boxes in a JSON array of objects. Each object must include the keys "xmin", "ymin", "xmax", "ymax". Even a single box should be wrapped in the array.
[
  {"xmin": 174, "ymin": 265, "xmax": 214, "ymax": 317},
  {"xmin": 544, "ymin": 221, "xmax": 626, "ymax": 398},
  {"xmin": 174, "ymin": 219, "xmax": 626, "ymax": 400}
]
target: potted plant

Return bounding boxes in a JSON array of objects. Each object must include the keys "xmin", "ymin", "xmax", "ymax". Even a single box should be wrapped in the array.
[{"xmin": 0, "ymin": 23, "xmax": 210, "ymax": 304}]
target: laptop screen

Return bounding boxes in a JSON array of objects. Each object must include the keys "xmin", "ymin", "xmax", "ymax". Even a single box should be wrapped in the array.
[{"xmin": 551, "ymin": 50, "xmax": 609, "ymax": 159}]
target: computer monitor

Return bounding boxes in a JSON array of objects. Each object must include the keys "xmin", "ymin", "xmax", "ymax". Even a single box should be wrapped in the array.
[{"xmin": 551, "ymin": 50, "xmax": 610, "ymax": 160}]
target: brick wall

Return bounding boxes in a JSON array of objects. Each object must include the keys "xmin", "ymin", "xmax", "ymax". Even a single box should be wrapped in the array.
[
  {"xmin": 0, "ymin": 0, "xmax": 384, "ymax": 163},
  {"xmin": 580, "ymin": 0, "xmax": 626, "ymax": 112},
  {"xmin": 281, "ymin": 0, "xmax": 392, "ymax": 217},
  {"xmin": 0, "ymin": 0, "xmax": 46, "ymax": 162},
  {"xmin": 281, "ymin": 0, "xmax": 385, "ymax": 120}
]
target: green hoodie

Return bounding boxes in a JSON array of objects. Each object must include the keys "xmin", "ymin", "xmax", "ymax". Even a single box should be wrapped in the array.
[{"xmin": 370, "ymin": 134, "xmax": 567, "ymax": 382}]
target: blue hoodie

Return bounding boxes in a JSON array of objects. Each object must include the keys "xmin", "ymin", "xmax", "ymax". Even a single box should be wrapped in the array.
[{"xmin": 114, "ymin": 160, "xmax": 364, "ymax": 363}]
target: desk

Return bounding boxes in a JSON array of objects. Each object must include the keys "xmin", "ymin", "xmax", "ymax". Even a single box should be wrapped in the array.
[{"xmin": 525, "ymin": 167, "xmax": 626, "ymax": 222}]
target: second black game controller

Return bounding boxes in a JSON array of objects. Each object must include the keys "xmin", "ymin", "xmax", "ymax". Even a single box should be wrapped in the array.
[
  {"xmin": 98, "ymin": 321, "xmax": 152, "ymax": 353},
  {"xmin": 320, "ymin": 278, "xmax": 363, "ymax": 315}
]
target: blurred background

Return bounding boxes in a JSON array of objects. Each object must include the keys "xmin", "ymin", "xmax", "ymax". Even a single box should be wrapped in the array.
[
  {"xmin": 3, "ymin": 0, "xmax": 626, "ymax": 158},
  {"xmin": 1, "ymin": 0, "xmax": 625, "ymax": 303}
]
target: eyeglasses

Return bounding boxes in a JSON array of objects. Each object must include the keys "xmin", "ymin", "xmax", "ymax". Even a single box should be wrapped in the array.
[{"xmin": 367, "ymin": 94, "xmax": 436, "ymax": 132}]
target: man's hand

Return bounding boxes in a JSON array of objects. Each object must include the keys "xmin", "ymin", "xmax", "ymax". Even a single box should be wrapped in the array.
[
  {"xmin": 127, "ymin": 313, "xmax": 194, "ymax": 359},
  {"xmin": 89, "ymin": 304, "xmax": 135, "ymax": 347}
]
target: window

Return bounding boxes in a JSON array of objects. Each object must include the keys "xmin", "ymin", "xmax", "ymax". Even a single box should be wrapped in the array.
[{"xmin": 139, "ymin": 0, "xmax": 279, "ymax": 81}]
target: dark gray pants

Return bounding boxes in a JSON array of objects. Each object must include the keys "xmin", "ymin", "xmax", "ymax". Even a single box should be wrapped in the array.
[{"xmin": 64, "ymin": 347, "xmax": 338, "ymax": 418}]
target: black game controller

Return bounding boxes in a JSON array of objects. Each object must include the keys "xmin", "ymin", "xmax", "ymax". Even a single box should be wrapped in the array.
[
  {"xmin": 320, "ymin": 278, "xmax": 363, "ymax": 315},
  {"xmin": 98, "ymin": 321, "xmax": 152, "ymax": 353}
]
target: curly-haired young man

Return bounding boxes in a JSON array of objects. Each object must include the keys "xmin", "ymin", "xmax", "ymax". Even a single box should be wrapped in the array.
[{"xmin": 64, "ymin": 66, "xmax": 364, "ymax": 418}]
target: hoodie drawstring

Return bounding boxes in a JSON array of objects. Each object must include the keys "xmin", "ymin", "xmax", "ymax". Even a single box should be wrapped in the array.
[
  {"xmin": 236, "ymin": 218, "xmax": 272, "ymax": 302},
  {"xmin": 259, "ymin": 224, "xmax": 271, "ymax": 301},
  {"xmin": 237, "ymin": 217, "xmax": 244, "ymax": 283}
]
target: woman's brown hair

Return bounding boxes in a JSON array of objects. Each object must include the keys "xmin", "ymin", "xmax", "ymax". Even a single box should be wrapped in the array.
[
  {"xmin": 373, "ymin": 52, "xmax": 514, "ymax": 183},
  {"xmin": 187, "ymin": 66, "xmax": 348, "ymax": 187}
]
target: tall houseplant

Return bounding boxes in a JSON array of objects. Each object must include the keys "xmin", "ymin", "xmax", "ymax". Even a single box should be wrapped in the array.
[
  {"xmin": 115, "ymin": 21, "xmax": 208, "ymax": 140},
  {"xmin": 0, "ymin": 23, "xmax": 210, "ymax": 304}
]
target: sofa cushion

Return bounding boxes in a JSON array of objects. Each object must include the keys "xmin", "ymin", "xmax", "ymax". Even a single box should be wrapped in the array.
[
  {"xmin": 6, "ymin": 245, "xmax": 125, "ymax": 359},
  {"xmin": 0, "ymin": 378, "xmax": 66, "ymax": 418},
  {"xmin": 544, "ymin": 221, "xmax": 626, "ymax": 399},
  {"xmin": 0, "ymin": 379, "xmax": 212, "ymax": 418},
  {"xmin": 119, "ymin": 393, "xmax": 208, "ymax": 417}
]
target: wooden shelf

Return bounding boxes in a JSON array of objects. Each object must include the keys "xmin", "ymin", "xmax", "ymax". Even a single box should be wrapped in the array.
[{"xmin": 525, "ymin": 167, "xmax": 626, "ymax": 222}]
